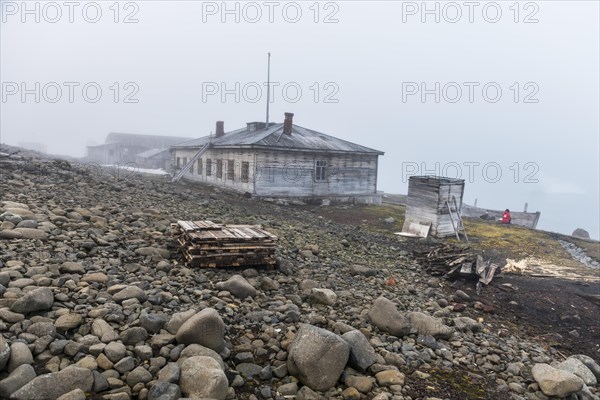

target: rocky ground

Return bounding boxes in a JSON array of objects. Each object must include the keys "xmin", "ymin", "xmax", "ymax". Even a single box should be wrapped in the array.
[{"xmin": 0, "ymin": 146, "xmax": 599, "ymax": 400}]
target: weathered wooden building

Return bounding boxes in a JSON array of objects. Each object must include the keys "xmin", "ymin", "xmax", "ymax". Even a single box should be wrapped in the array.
[
  {"xmin": 403, "ymin": 176, "xmax": 466, "ymax": 237},
  {"xmin": 87, "ymin": 133, "xmax": 192, "ymax": 170},
  {"xmin": 170, "ymin": 113, "xmax": 384, "ymax": 204}
]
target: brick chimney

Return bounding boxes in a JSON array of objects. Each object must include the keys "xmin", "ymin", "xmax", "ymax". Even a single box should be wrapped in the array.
[
  {"xmin": 215, "ymin": 121, "xmax": 225, "ymax": 138},
  {"xmin": 283, "ymin": 113, "xmax": 294, "ymax": 136}
]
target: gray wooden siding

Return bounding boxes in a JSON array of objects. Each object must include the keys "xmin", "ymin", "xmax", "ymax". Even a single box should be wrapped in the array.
[
  {"xmin": 253, "ymin": 150, "xmax": 378, "ymax": 197},
  {"xmin": 172, "ymin": 148, "xmax": 379, "ymax": 198},
  {"xmin": 403, "ymin": 177, "xmax": 465, "ymax": 237},
  {"xmin": 173, "ymin": 148, "xmax": 255, "ymax": 193}
]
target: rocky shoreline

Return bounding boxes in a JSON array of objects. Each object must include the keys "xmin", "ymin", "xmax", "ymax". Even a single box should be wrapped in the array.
[{"xmin": 0, "ymin": 148, "xmax": 599, "ymax": 400}]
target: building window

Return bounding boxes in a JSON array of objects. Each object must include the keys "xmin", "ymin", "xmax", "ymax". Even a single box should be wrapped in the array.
[
  {"xmin": 241, "ymin": 162, "xmax": 249, "ymax": 183},
  {"xmin": 227, "ymin": 160, "xmax": 234, "ymax": 180},
  {"xmin": 183, "ymin": 157, "xmax": 188, "ymax": 167},
  {"xmin": 197, "ymin": 159, "xmax": 202, "ymax": 175},
  {"xmin": 216, "ymin": 159, "xmax": 223, "ymax": 179},
  {"xmin": 315, "ymin": 160, "xmax": 328, "ymax": 182},
  {"xmin": 176, "ymin": 157, "xmax": 181, "ymax": 168},
  {"xmin": 206, "ymin": 159, "xmax": 212, "ymax": 176}
]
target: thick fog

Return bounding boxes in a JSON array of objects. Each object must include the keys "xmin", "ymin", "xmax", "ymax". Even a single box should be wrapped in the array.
[{"xmin": 1, "ymin": 1, "xmax": 599, "ymax": 238}]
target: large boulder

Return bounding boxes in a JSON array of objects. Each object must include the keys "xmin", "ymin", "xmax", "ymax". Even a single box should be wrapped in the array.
[
  {"xmin": 215, "ymin": 275, "xmax": 256, "ymax": 299},
  {"xmin": 10, "ymin": 287, "xmax": 54, "ymax": 314},
  {"xmin": 0, "ymin": 364, "xmax": 35, "ymax": 398},
  {"xmin": 179, "ymin": 356, "xmax": 228, "ymax": 400},
  {"xmin": 341, "ymin": 330, "xmax": 378, "ymax": 372},
  {"xmin": 532, "ymin": 363, "xmax": 584, "ymax": 398},
  {"xmin": 558, "ymin": 357, "xmax": 597, "ymax": 386},
  {"xmin": 572, "ymin": 228, "xmax": 590, "ymax": 239},
  {"xmin": 10, "ymin": 366, "xmax": 93, "ymax": 400},
  {"xmin": 572, "ymin": 355, "xmax": 600, "ymax": 382},
  {"xmin": 367, "ymin": 297, "xmax": 411, "ymax": 337},
  {"xmin": 175, "ymin": 308, "xmax": 225, "ymax": 352},
  {"xmin": 406, "ymin": 312, "xmax": 453, "ymax": 339},
  {"xmin": 287, "ymin": 324, "xmax": 350, "ymax": 391}
]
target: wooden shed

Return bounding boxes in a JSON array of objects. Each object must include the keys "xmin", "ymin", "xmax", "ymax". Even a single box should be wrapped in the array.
[{"xmin": 402, "ymin": 176, "xmax": 466, "ymax": 238}]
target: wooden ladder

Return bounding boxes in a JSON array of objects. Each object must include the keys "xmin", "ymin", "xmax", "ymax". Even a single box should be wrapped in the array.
[
  {"xmin": 171, "ymin": 143, "xmax": 210, "ymax": 183},
  {"xmin": 446, "ymin": 195, "xmax": 469, "ymax": 242}
]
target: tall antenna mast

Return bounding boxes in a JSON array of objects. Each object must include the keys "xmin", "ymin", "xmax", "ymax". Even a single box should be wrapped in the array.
[{"xmin": 265, "ymin": 52, "xmax": 271, "ymax": 128}]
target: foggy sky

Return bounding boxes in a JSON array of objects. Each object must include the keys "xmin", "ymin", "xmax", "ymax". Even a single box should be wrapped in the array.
[{"xmin": 1, "ymin": 1, "xmax": 599, "ymax": 239}]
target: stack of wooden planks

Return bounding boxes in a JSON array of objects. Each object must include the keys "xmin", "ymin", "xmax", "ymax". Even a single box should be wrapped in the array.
[{"xmin": 172, "ymin": 220, "xmax": 278, "ymax": 268}]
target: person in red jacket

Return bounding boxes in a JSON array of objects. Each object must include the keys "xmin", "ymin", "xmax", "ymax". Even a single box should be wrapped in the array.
[{"xmin": 500, "ymin": 209, "xmax": 511, "ymax": 224}]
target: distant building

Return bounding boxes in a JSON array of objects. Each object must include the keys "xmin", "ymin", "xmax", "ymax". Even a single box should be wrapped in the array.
[
  {"xmin": 170, "ymin": 113, "xmax": 384, "ymax": 204},
  {"xmin": 87, "ymin": 133, "xmax": 192, "ymax": 171}
]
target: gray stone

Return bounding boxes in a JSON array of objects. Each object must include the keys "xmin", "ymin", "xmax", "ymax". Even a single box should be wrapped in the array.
[
  {"xmin": 0, "ymin": 364, "xmax": 36, "ymax": 398},
  {"xmin": 572, "ymin": 228, "xmax": 590, "ymax": 239},
  {"xmin": 164, "ymin": 309, "xmax": 197, "ymax": 335},
  {"xmin": 453, "ymin": 317, "xmax": 483, "ymax": 333},
  {"xmin": 406, "ymin": 311, "xmax": 454, "ymax": 339},
  {"xmin": 287, "ymin": 324, "xmax": 350, "ymax": 391},
  {"xmin": 349, "ymin": 265, "xmax": 377, "ymax": 277},
  {"xmin": 12, "ymin": 228, "xmax": 48, "ymax": 240},
  {"xmin": 367, "ymin": 296, "xmax": 411, "ymax": 337},
  {"xmin": 215, "ymin": 275, "xmax": 256, "ymax": 299},
  {"xmin": 140, "ymin": 313, "xmax": 167, "ymax": 334},
  {"xmin": 55, "ymin": 313, "xmax": 83, "ymax": 331},
  {"xmin": 178, "ymin": 344, "xmax": 224, "ymax": 370},
  {"xmin": 308, "ymin": 288, "xmax": 337, "ymax": 306},
  {"xmin": 558, "ymin": 357, "xmax": 597, "ymax": 386},
  {"xmin": 179, "ymin": 356, "xmax": 228, "ymax": 400},
  {"xmin": 126, "ymin": 366, "xmax": 153, "ymax": 387},
  {"xmin": 10, "ymin": 366, "xmax": 93, "ymax": 400},
  {"xmin": 0, "ymin": 336, "xmax": 10, "ymax": 371},
  {"xmin": 8, "ymin": 342, "xmax": 33, "ymax": 373},
  {"xmin": 10, "ymin": 287, "xmax": 54, "ymax": 314},
  {"xmin": 532, "ymin": 363, "xmax": 584, "ymax": 398},
  {"xmin": 158, "ymin": 362, "xmax": 181, "ymax": 383},
  {"xmin": 114, "ymin": 356, "xmax": 136, "ymax": 374},
  {"xmin": 59, "ymin": 262, "xmax": 85, "ymax": 274},
  {"xmin": 148, "ymin": 382, "xmax": 182, "ymax": 400},
  {"xmin": 175, "ymin": 308, "xmax": 225, "ymax": 352},
  {"xmin": 572, "ymin": 355, "xmax": 600, "ymax": 382},
  {"xmin": 119, "ymin": 327, "xmax": 148, "ymax": 345},
  {"xmin": 341, "ymin": 330, "xmax": 377, "ymax": 372},
  {"xmin": 92, "ymin": 319, "xmax": 119, "ymax": 343},
  {"xmin": 104, "ymin": 341, "xmax": 127, "ymax": 363},
  {"xmin": 113, "ymin": 286, "xmax": 148, "ymax": 303},
  {"xmin": 236, "ymin": 363, "xmax": 262, "ymax": 378}
]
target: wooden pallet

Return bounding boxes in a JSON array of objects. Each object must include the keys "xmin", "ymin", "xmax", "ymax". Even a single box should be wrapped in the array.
[{"xmin": 173, "ymin": 220, "xmax": 278, "ymax": 268}]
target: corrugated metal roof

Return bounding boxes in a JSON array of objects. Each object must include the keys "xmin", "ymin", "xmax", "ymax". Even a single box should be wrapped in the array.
[{"xmin": 172, "ymin": 123, "xmax": 384, "ymax": 155}]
